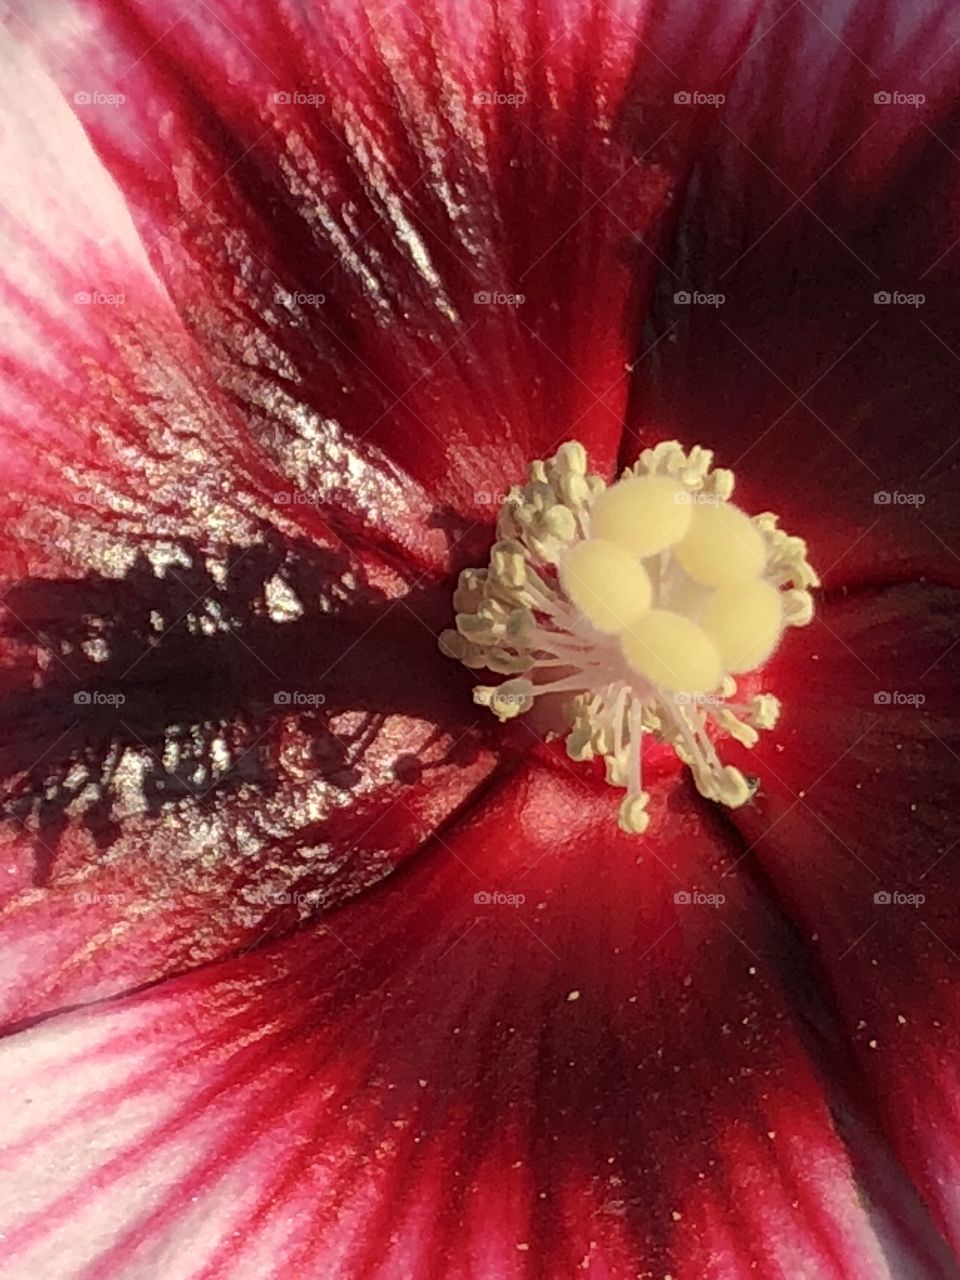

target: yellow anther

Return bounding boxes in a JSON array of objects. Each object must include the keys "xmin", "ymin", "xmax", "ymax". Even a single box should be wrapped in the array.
[
  {"xmin": 544, "ymin": 504, "xmax": 578, "ymax": 542},
  {"xmin": 674, "ymin": 501, "xmax": 766, "ymax": 586},
  {"xmin": 713, "ymin": 766, "xmax": 754, "ymax": 807},
  {"xmin": 491, "ymin": 540, "xmax": 527, "ymax": 588},
  {"xmin": 701, "ymin": 578, "xmax": 783, "ymax": 673},
  {"xmin": 618, "ymin": 793, "xmax": 651, "ymax": 834},
  {"xmin": 782, "ymin": 588, "xmax": 814, "ymax": 626},
  {"xmin": 559, "ymin": 538, "xmax": 652, "ymax": 634},
  {"xmin": 588, "ymin": 474, "xmax": 692, "ymax": 557},
  {"xmin": 750, "ymin": 693, "xmax": 781, "ymax": 729},
  {"xmin": 438, "ymin": 629, "xmax": 468, "ymax": 660},
  {"xmin": 555, "ymin": 440, "xmax": 587, "ymax": 474},
  {"xmin": 621, "ymin": 610, "xmax": 723, "ymax": 695},
  {"xmin": 474, "ymin": 678, "xmax": 533, "ymax": 720}
]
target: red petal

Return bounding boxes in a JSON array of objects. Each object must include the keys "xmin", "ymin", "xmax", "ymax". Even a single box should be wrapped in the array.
[
  {"xmin": 0, "ymin": 45, "xmax": 505, "ymax": 1016},
  {"xmin": 621, "ymin": 1, "xmax": 960, "ymax": 590},
  {"xmin": 0, "ymin": 760, "xmax": 914, "ymax": 1278},
  {"xmin": 12, "ymin": 0, "xmax": 772, "ymax": 573},
  {"xmin": 0, "ymin": 44, "xmax": 454, "ymax": 576},
  {"xmin": 722, "ymin": 583, "xmax": 960, "ymax": 1251}
]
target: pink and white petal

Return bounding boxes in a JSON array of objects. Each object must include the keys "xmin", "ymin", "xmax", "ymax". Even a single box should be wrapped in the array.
[
  {"xmin": 623, "ymin": 0, "xmax": 960, "ymax": 590},
  {"xmin": 0, "ymin": 759, "xmax": 925, "ymax": 1279},
  {"xmin": 720, "ymin": 582, "xmax": 960, "ymax": 1252},
  {"xmin": 11, "ymin": 0, "xmax": 769, "ymax": 573}
]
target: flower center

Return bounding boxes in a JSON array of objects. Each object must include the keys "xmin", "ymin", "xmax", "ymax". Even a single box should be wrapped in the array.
[{"xmin": 440, "ymin": 441, "xmax": 818, "ymax": 833}]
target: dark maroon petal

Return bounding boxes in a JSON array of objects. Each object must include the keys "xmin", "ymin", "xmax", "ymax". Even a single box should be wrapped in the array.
[
  {"xmin": 721, "ymin": 582, "xmax": 960, "ymax": 1251},
  {"xmin": 622, "ymin": 0, "xmax": 960, "ymax": 591},
  {"xmin": 0, "ymin": 759, "xmax": 919, "ymax": 1278}
]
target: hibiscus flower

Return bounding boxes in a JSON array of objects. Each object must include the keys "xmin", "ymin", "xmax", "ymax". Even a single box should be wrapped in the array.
[{"xmin": 1, "ymin": 0, "xmax": 959, "ymax": 1276}]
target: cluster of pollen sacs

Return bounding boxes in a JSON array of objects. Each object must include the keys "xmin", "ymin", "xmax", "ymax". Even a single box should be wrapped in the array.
[{"xmin": 440, "ymin": 441, "xmax": 819, "ymax": 834}]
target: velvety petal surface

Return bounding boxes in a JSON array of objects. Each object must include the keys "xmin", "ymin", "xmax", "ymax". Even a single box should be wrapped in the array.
[
  {"xmin": 721, "ymin": 582, "xmax": 960, "ymax": 1253},
  {"xmin": 0, "ymin": 758, "xmax": 940, "ymax": 1279},
  {"xmin": 623, "ymin": 0, "xmax": 960, "ymax": 591}
]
